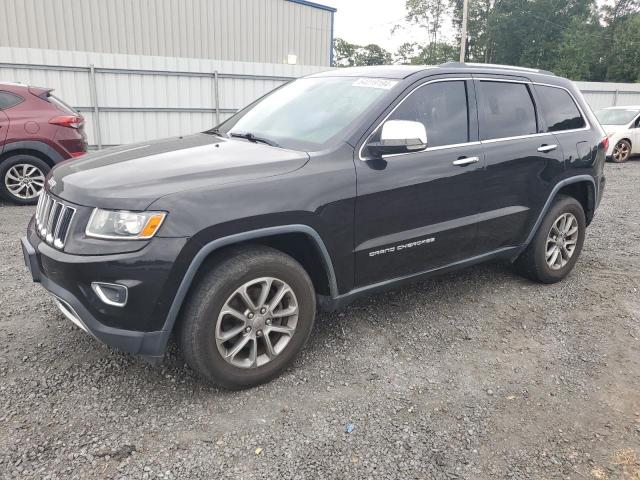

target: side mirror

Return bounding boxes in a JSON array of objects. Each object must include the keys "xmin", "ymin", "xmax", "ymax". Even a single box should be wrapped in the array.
[{"xmin": 367, "ymin": 120, "xmax": 427, "ymax": 157}]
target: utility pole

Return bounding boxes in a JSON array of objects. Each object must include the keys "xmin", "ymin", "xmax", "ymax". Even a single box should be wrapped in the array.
[{"xmin": 459, "ymin": 0, "xmax": 469, "ymax": 62}]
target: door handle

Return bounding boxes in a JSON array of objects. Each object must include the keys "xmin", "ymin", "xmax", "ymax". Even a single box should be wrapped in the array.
[
  {"xmin": 537, "ymin": 144, "xmax": 558, "ymax": 153},
  {"xmin": 452, "ymin": 156, "xmax": 480, "ymax": 166}
]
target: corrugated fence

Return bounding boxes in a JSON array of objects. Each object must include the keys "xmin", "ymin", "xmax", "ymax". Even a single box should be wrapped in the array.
[
  {"xmin": 575, "ymin": 81, "xmax": 640, "ymax": 111},
  {"xmin": 1, "ymin": 48, "xmax": 639, "ymax": 149},
  {"xmin": 0, "ymin": 47, "xmax": 327, "ymax": 148}
]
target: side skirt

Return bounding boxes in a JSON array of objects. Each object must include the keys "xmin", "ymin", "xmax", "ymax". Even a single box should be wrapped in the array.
[{"xmin": 318, "ymin": 246, "xmax": 520, "ymax": 312}]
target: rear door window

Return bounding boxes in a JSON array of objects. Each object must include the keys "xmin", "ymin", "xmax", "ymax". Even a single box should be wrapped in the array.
[
  {"xmin": 534, "ymin": 85, "xmax": 586, "ymax": 132},
  {"xmin": 477, "ymin": 81, "xmax": 537, "ymax": 140},
  {"xmin": 0, "ymin": 91, "xmax": 23, "ymax": 110}
]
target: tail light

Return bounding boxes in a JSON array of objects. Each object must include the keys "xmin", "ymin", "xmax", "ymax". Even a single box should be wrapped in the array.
[
  {"xmin": 69, "ymin": 152, "xmax": 86, "ymax": 158},
  {"xmin": 49, "ymin": 115, "xmax": 84, "ymax": 129},
  {"xmin": 600, "ymin": 136, "xmax": 609, "ymax": 151}
]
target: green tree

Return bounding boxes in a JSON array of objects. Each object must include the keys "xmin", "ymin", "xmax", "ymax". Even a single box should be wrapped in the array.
[
  {"xmin": 606, "ymin": 14, "xmax": 640, "ymax": 82},
  {"xmin": 395, "ymin": 42, "xmax": 419, "ymax": 64},
  {"xmin": 354, "ymin": 44, "xmax": 393, "ymax": 66},
  {"xmin": 552, "ymin": 16, "xmax": 607, "ymax": 81},
  {"xmin": 411, "ymin": 42, "xmax": 458, "ymax": 64},
  {"xmin": 333, "ymin": 38, "xmax": 358, "ymax": 67},
  {"xmin": 332, "ymin": 38, "xmax": 392, "ymax": 67},
  {"xmin": 406, "ymin": 0, "xmax": 451, "ymax": 52}
]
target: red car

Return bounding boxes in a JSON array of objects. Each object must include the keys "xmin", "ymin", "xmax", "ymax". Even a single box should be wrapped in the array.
[{"xmin": 0, "ymin": 82, "xmax": 87, "ymax": 204}]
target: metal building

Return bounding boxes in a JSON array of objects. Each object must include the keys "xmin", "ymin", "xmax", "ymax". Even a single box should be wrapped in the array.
[{"xmin": 0, "ymin": 0, "xmax": 336, "ymax": 67}]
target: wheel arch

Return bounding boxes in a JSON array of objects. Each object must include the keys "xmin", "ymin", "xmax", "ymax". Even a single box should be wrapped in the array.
[
  {"xmin": 0, "ymin": 141, "xmax": 64, "ymax": 168},
  {"xmin": 519, "ymin": 176, "xmax": 597, "ymax": 255},
  {"xmin": 155, "ymin": 225, "xmax": 338, "ymax": 354}
]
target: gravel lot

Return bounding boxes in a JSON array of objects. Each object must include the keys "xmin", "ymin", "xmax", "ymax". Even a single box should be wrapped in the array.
[{"xmin": 1, "ymin": 162, "xmax": 639, "ymax": 480}]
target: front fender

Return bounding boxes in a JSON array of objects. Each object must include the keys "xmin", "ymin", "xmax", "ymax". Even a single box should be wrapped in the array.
[{"xmin": 151, "ymin": 224, "xmax": 338, "ymax": 357}]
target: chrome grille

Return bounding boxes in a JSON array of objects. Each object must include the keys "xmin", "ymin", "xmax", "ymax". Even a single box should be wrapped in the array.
[{"xmin": 35, "ymin": 192, "xmax": 76, "ymax": 249}]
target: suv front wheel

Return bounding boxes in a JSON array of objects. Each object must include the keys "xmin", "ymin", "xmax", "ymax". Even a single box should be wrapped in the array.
[
  {"xmin": 179, "ymin": 246, "xmax": 316, "ymax": 389},
  {"xmin": 515, "ymin": 195, "xmax": 586, "ymax": 284},
  {"xmin": 0, "ymin": 154, "xmax": 50, "ymax": 205}
]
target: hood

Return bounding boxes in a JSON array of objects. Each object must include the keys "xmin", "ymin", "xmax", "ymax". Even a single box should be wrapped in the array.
[
  {"xmin": 601, "ymin": 124, "xmax": 628, "ymax": 136},
  {"xmin": 49, "ymin": 134, "xmax": 309, "ymax": 210}
]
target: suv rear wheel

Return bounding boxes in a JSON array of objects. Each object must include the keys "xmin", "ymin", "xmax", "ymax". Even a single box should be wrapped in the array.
[
  {"xmin": 0, "ymin": 154, "xmax": 50, "ymax": 205},
  {"xmin": 515, "ymin": 195, "xmax": 586, "ymax": 284},
  {"xmin": 179, "ymin": 246, "xmax": 316, "ymax": 389}
]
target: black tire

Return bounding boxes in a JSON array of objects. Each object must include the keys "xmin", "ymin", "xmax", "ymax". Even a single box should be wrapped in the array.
[
  {"xmin": 178, "ymin": 245, "xmax": 316, "ymax": 389},
  {"xmin": 611, "ymin": 139, "xmax": 632, "ymax": 163},
  {"xmin": 515, "ymin": 195, "xmax": 586, "ymax": 284},
  {"xmin": 0, "ymin": 154, "xmax": 50, "ymax": 205}
]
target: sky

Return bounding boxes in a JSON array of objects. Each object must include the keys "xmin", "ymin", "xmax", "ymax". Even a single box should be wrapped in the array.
[
  {"xmin": 322, "ymin": 0, "xmax": 432, "ymax": 54},
  {"xmin": 321, "ymin": 0, "xmax": 612, "ymax": 55}
]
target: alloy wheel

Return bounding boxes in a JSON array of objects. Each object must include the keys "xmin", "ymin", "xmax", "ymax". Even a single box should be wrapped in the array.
[
  {"xmin": 215, "ymin": 277, "xmax": 299, "ymax": 369},
  {"xmin": 4, "ymin": 164, "xmax": 45, "ymax": 200},
  {"xmin": 545, "ymin": 212, "xmax": 579, "ymax": 270},
  {"xmin": 612, "ymin": 141, "xmax": 631, "ymax": 162}
]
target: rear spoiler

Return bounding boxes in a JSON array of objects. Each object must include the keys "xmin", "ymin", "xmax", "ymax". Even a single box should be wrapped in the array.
[{"xmin": 27, "ymin": 86, "xmax": 54, "ymax": 99}]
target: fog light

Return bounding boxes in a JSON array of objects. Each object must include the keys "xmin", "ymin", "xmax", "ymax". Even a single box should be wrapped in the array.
[{"xmin": 91, "ymin": 282, "xmax": 128, "ymax": 307}]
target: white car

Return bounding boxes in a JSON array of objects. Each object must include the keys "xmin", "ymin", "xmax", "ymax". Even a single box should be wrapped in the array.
[{"xmin": 595, "ymin": 106, "xmax": 640, "ymax": 163}]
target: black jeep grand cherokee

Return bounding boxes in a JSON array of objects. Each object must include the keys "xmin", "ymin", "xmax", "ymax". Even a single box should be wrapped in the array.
[{"xmin": 22, "ymin": 63, "xmax": 607, "ymax": 389}]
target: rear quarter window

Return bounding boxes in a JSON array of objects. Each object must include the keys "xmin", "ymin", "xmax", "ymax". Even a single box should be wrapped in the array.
[
  {"xmin": 0, "ymin": 91, "xmax": 23, "ymax": 109},
  {"xmin": 534, "ymin": 85, "xmax": 586, "ymax": 132}
]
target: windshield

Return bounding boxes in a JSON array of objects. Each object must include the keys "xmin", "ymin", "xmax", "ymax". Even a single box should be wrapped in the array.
[
  {"xmin": 595, "ymin": 108, "xmax": 639, "ymax": 125},
  {"xmin": 216, "ymin": 77, "xmax": 397, "ymax": 151}
]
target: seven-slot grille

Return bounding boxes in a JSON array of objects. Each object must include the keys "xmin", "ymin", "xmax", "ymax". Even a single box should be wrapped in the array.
[{"xmin": 35, "ymin": 192, "xmax": 76, "ymax": 249}]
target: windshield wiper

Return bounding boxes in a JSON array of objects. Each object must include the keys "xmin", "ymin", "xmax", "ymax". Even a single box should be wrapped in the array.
[{"xmin": 229, "ymin": 132, "xmax": 279, "ymax": 147}]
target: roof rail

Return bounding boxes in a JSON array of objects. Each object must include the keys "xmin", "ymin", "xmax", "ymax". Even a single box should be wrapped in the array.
[{"xmin": 441, "ymin": 61, "xmax": 555, "ymax": 76}]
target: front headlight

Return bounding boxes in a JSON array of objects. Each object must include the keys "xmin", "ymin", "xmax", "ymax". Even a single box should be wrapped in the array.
[{"xmin": 86, "ymin": 209, "xmax": 166, "ymax": 240}]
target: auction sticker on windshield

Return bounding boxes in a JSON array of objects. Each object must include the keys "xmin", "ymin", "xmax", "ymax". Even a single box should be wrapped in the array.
[{"xmin": 352, "ymin": 78, "xmax": 398, "ymax": 90}]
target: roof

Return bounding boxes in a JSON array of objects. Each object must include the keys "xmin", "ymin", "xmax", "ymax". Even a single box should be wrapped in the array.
[
  {"xmin": 308, "ymin": 62, "xmax": 558, "ymax": 80},
  {"xmin": 310, "ymin": 65, "xmax": 436, "ymax": 79},
  {"xmin": 286, "ymin": 0, "xmax": 336, "ymax": 13}
]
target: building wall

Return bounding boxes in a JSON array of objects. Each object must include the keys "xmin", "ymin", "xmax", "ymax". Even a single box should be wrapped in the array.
[{"xmin": 0, "ymin": 0, "xmax": 334, "ymax": 66}]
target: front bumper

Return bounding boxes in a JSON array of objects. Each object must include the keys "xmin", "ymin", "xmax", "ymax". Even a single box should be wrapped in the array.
[{"xmin": 22, "ymin": 222, "xmax": 188, "ymax": 360}]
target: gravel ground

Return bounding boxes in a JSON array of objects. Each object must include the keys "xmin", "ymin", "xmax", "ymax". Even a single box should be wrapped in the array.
[{"xmin": 1, "ymin": 162, "xmax": 639, "ymax": 480}]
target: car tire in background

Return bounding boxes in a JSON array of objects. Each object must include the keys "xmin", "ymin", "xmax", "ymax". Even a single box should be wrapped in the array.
[
  {"xmin": 0, "ymin": 154, "xmax": 50, "ymax": 205},
  {"xmin": 179, "ymin": 245, "xmax": 316, "ymax": 389},
  {"xmin": 515, "ymin": 195, "xmax": 586, "ymax": 284},
  {"xmin": 611, "ymin": 139, "xmax": 632, "ymax": 163}
]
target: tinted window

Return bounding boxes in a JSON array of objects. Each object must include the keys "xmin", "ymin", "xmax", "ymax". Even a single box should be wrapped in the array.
[
  {"xmin": 0, "ymin": 91, "xmax": 23, "ymax": 109},
  {"xmin": 478, "ymin": 81, "xmax": 537, "ymax": 140},
  {"xmin": 387, "ymin": 81, "xmax": 469, "ymax": 147},
  {"xmin": 535, "ymin": 85, "xmax": 585, "ymax": 132}
]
